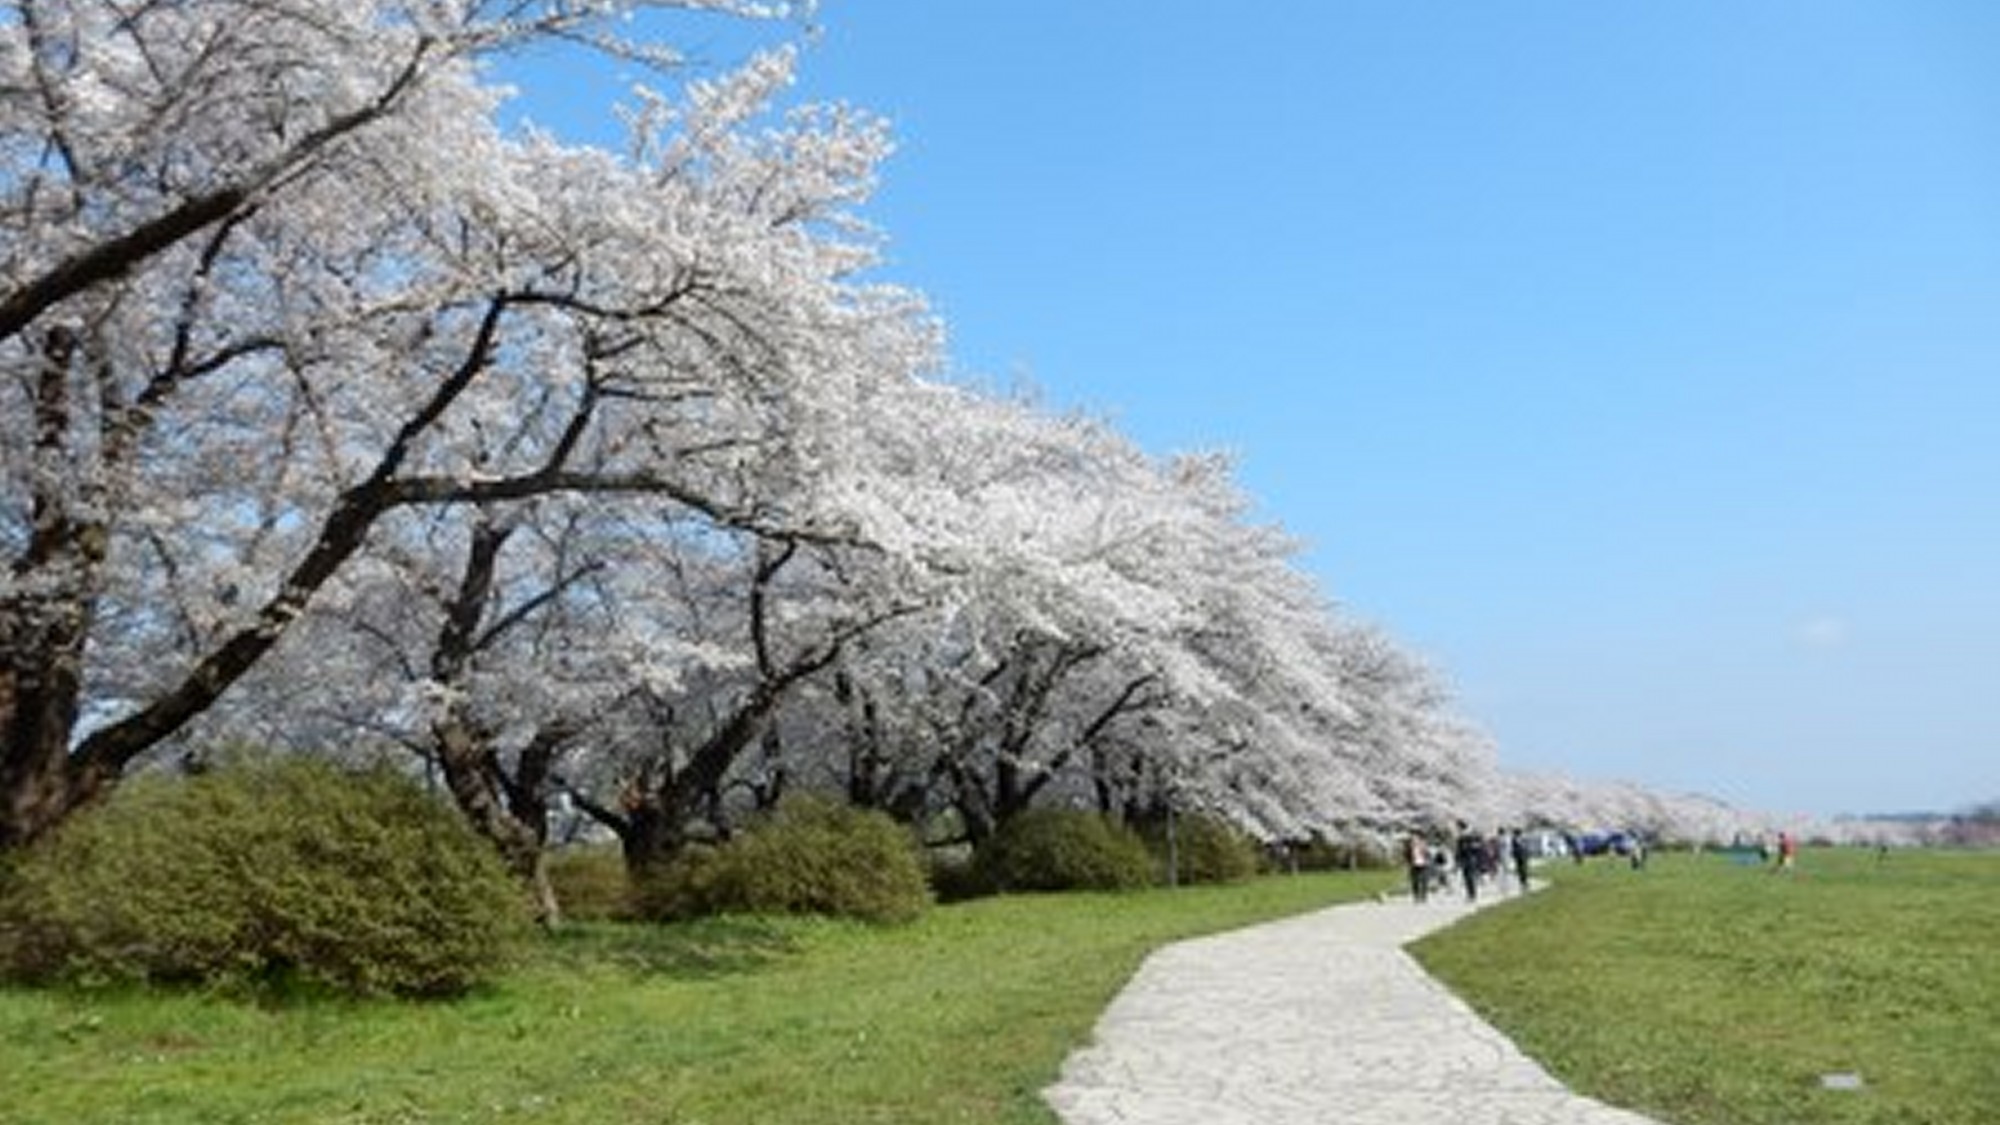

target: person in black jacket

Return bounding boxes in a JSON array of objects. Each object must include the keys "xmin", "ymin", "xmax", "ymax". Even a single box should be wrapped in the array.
[{"xmin": 1454, "ymin": 821, "xmax": 1485, "ymax": 902}]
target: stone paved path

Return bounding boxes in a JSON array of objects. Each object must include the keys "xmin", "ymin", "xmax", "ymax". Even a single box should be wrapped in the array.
[{"xmin": 1043, "ymin": 887, "xmax": 1668, "ymax": 1125}]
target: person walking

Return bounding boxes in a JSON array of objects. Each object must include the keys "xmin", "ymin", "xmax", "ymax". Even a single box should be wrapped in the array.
[
  {"xmin": 1430, "ymin": 835, "xmax": 1453, "ymax": 897},
  {"xmin": 1510, "ymin": 828, "xmax": 1532, "ymax": 892},
  {"xmin": 1454, "ymin": 821, "xmax": 1484, "ymax": 902},
  {"xmin": 1402, "ymin": 830, "xmax": 1431, "ymax": 903}
]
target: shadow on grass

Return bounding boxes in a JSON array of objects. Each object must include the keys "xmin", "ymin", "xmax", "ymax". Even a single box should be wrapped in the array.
[{"xmin": 532, "ymin": 917, "xmax": 801, "ymax": 980}]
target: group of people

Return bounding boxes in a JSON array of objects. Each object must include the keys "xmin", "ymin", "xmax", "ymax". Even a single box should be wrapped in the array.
[{"xmin": 1400, "ymin": 822, "xmax": 1534, "ymax": 904}]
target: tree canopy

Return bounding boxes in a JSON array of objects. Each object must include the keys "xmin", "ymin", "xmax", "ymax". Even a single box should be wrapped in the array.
[{"xmin": 2, "ymin": 0, "xmax": 1791, "ymax": 874}]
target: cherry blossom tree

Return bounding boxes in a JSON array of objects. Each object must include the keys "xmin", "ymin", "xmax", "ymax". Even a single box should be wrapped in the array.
[
  {"xmin": 769, "ymin": 386, "xmax": 1482, "ymax": 848},
  {"xmin": 4, "ymin": 0, "xmax": 1657, "ymax": 880},
  {"xmin": 0, "ymin": 0, "xmax": 945, "ymax": 849},
  {"xmin": 1496, "ymin": 771, "xmax": 1777, "ymax": 845},
  {"xmin": 798, "ymin": 392, "xmax": 1198, "ymax": 843},
  {"xmin": 550, "ymin": 520, "xmax": 929, "ymax": 875}
]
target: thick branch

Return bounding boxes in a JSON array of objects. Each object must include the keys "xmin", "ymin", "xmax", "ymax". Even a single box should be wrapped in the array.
[
  {"xmin": 0, "ymin": 41, "xmax": 433, "ymax": 344},
  {"xmin": 472, "ymin": 559, "xmax": 605, "ymax": 653},
  {"xmin": 748, "ymin": 538, "xmax": 798, "ymax": 679},
  {"xmin": 431, "ymin": 514, "xmax": 513, "ymax": 682},
  {"xmin": 69, "ymin": 293, "xmax": 510, "ymax": 773},
  {"xmin": 381, "ymin": 471, "xmax": 870, "ymax": 550},
  {"xmin": 557, "ymin": 778, "xmax": 630, "ymax": 837}
]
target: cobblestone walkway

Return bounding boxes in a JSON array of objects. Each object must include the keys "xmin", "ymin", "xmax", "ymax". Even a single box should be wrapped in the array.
[{"xmin": 1043, "ymin": 888, "xmax": 1668, "ymax": 1125}]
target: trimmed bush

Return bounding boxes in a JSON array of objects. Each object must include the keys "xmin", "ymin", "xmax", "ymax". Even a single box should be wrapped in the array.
[
  {"xmin": 1145, "ymin": 814, "xmax": 1261, "ymax": 885},
  {"xmin": 924, "ymin": 845, "xmax": 985, "ymax": 904},
  {"xmin": 546, "ymin": 845, "xmax": 634, "ymax": 922},
  {"xmin": 636, "ymin": 796, "xmax": 930, "ymax": 924},
  {"xmin": 970, "ymin": 808, "xmax": 1154, "ymax": 893},
  {"xmin": 0, "ymin": 756, "xmax": 527, "ymax": 997}
]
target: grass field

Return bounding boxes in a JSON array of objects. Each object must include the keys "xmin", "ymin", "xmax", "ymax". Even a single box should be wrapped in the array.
[
  {"xmin": 0, "ymin": 868, "xmax": 1394, "ymax": 1124},
  {"xmin": 9, "ymin": 850, "xmax": 1992, "ymax": 1124},
  {"xmin": 1413, "ymin": 847, "xmax": 2000, "ymax": 1125}
]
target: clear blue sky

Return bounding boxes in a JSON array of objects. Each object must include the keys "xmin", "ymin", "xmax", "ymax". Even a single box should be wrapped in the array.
[{"xmin": 503, "ymin": 2, "xmax": 2000, "ymax": 818}]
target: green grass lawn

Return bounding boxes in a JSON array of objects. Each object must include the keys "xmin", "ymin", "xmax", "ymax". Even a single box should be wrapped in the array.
[
  {"xmin": 1413, "ymin": 847, "xmax": 2000, "ymax": 1125},
  {"xmin": 0, "ymin": 869, "xmax": 1393, "ymax": 1124}
]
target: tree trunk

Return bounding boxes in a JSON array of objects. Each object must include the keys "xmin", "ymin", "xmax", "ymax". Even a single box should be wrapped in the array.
[
  {"xmin": 949, "ymin": 757, "xmax": 998, "ymax": 847},
  {"xmin": 1, "ymin": 327, "xmax": 114, "ymax": 849},
  {"xmin": 417, "ymin": 511, "xmax": 574, "ymax": 927},
  {"xmin": 0, "ymin": 694, "xmax": 110, "ymax": 850},
  {"xmin": 433, "ymin": 715, "xmax": 560, "ymax": 928},
  {"xmin": 617, "ymin": 796, "xmax": 685, "ymax": 880},
  {"xmin": 0, "ymin": 652, "xmax": 78, "ymax": 848}
]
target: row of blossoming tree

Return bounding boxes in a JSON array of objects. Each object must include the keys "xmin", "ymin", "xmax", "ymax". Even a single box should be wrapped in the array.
[{"xmin": 1, "ymin": 1, "xmax": 1784, "ymax": 921}]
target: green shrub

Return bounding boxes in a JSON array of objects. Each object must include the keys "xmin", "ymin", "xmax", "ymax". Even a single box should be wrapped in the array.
[
  {"xmin": 546, "ymin": 845, "xmax": 634, "ymax": 922},
  {"xmin": 0, "ymin": 756, "xmax": 527, "ymax": 997},
  {"xmin": 924, "ymin": 845, "xmax": 985, "ymax": 903},
  {"xmin": 1145, "ymin": 814, "xmax": 1261, "ymax": 884},
  {"xmin": 636, "ymin": 796, "xmax": 930, "ymax": 924},
  {"xmin": 970, "ymin": 808, "xmax": 1154, "ymax": 893}
]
